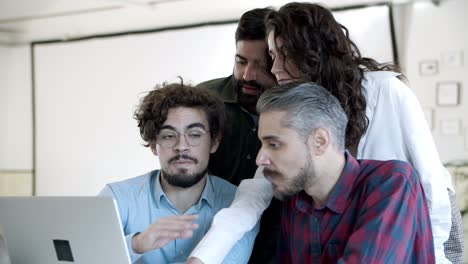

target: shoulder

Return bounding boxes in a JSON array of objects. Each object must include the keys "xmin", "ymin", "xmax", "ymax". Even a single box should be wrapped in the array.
[
  {"xmin": 357, "ymin": 159, "xmax": 419, "ymax": 192},
  {"xmin": 362, "ymin": 71, "xmax": 400, "ymax": 87},
  {"xmin": 197, "ymin": 76, "xmax": 233, "ymax": 93},
  {"xmin": 362, "ymin": 71, "xmax": 416, "ymax": 107},
  {"xmin": 208, "ymin": 175, "xmax": 237, "ymax": 202},
  {"xmin": 105, "ymin": 170, "xmax": 157, "ymax": 198}
]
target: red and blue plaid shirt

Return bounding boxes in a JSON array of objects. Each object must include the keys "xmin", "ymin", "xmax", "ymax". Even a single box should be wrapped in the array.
[{"xmin": 277, "ymin": 153, "xmax": 435, "ymax": 264}]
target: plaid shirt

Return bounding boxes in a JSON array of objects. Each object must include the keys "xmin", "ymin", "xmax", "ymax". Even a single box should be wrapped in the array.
[{"xmin": 277, "ymin": 153, "xmax": 435, "ymax": 264}]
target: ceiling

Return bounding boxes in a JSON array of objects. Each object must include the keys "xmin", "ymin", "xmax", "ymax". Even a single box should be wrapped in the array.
[{"xmin": 0, "ymin": 0, "xmax": 427, "ymax": 45}]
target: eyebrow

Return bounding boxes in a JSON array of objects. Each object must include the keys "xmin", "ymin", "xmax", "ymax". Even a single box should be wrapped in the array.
[
  {"xmin": 260, "ymin": 135, "xmax": 281, "ymax": 141},
  {"xmin": 160, "ymin": 122, "xmax": 207, "ymax": 131},
  {"xmin": 235, "ymin": 54, "xmax": 247, "ymax": 61}
]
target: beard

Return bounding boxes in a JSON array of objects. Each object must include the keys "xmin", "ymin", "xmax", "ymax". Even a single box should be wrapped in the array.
[
  {"xmin": 264, "ymin": 161, "xmax": 312, "ymax": 200},
  {"xmin": 234, "ymin": 77, "xmax": 265, "ymax": 113},
  {"xmin": 161, "ymin": 154, "xmax": 207, "ymax": 188}
]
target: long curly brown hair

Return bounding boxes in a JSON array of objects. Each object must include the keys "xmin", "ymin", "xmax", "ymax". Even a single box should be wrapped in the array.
[{"xmin": 266, "ymin": 2, "xmax": 399, "ymax": 148}]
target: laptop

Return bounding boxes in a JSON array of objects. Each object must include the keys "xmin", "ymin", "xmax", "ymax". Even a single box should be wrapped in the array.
[{"xmin": 0, "ymin": 196, "xmax": 131, "ymax": 264}]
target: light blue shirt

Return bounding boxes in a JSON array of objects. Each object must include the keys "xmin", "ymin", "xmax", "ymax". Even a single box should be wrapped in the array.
[{"xmin": 99, "ymin": 170, "xmax": 258, "ymax": 264}]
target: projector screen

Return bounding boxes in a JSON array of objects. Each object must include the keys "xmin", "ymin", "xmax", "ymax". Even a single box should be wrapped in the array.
[{"xmin": 33, "ymin": 4, "xmax": 394, "ymax": 195}]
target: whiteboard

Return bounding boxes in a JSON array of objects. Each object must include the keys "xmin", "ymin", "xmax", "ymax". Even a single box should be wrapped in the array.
[{"xmin": 33, "ymin": 5, "xmax": 394, "ymax": 195}]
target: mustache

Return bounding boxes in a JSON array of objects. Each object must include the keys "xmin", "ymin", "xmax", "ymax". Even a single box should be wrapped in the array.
[
  {"xmin": 239, "ymin": 79, "xmax": 262, "ymax": 90},
  {"xmin": 263, "ymin": 168, "xmax": 281, "ymax": 178},
  {"xmin": 168, "ymin": 154, "xmax": 198, "ymax": 164}
]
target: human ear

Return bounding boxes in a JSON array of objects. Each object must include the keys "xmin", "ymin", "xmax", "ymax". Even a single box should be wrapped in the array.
[
  {"xmin": 210, "ymin": 132, "xmax": 222, "ymax": 153},
  {"xmin": 309, "ymin": 128, "xmax": 330, "ymax": 155}
]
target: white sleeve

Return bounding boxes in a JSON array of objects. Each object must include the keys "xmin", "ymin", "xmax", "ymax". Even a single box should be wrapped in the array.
[
  {"xmin": 189, "ymin": 166, "xmax": 273, "ymax": 264},
  {"xmin": 393, "ymin": 79, "xmax": 452, "ymax": 263}
]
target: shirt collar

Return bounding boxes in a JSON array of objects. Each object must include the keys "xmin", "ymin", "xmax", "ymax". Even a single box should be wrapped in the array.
[
  {"xmin": 217, "ymin": 75, "xmax": 259, "ymax": 122},
  {"xmin": 152, "ymin": 171, "xmax": 215, "ymax": 210},
  {"xmin": 294, "ymin": 151, "xmax": 360, "ymax": 214},
  {"xmin": 218, "ymin": 75, "xmax": 238, "ymax": 103},
  {"xmin": 198, "ymin": 175, "xmax": 216, "ymax": 209},
  {"xmin": 323, "ymin": 151, "xmax": 361, "ymax": 213},
  {"xmin": 152, "ymin": 171, "xmax": 165, "ymax": 209}
]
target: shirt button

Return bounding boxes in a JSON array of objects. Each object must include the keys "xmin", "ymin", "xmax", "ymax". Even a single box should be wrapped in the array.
[
  {"xmin": 252, "ymin": 128, "xmax": 256, "ymax": 132},
  {"xmin": 313, "ymin": 217, "xmax": 319, "ymax": 223},
  {"xmin": 246, "ymin": 154, "xmax": 251, "ymax": 160}
]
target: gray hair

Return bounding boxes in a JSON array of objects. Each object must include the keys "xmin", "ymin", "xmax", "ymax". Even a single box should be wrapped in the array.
[{"xmin": 257, "ymin": 82, "xmax": 348, "ymax": 151}]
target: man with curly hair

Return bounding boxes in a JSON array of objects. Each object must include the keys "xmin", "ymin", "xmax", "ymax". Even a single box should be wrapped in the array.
[{"xmin": 100, "ymin": 82, "xmax": 258, "ymax": 264}]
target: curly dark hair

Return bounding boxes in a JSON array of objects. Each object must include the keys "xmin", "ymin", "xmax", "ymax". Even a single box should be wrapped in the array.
[
  {"xmin": 134, "ymin": 80, "xmax": 225, "ymax": 147},
  {"xmin": 265, "ymin": 2, "xmax": 400, "ymax": 148}
]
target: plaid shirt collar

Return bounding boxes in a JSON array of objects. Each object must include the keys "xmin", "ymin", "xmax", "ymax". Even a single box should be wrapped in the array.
[{"xmin": 295, "ymin": 151, "xmax": 360, "ymax": 214}]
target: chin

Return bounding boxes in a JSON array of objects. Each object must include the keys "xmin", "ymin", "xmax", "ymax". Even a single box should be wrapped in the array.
[
  {"xmin": 273, "ymin": 192, "xmax": 288, "ymax": 201},
  {"xmin": 273, "ymin": 186, "xmax": 298, "ymax": 201}
]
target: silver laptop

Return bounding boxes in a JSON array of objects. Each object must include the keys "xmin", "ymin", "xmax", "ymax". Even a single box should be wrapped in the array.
[{"xmin": 0, "ymin": 196, "xmax": 131, "ymax": 264}]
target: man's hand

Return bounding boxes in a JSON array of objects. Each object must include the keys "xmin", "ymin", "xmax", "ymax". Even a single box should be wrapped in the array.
[
  {"xmin": 132, "ymin": 214, "xmax": 199, "ymax": 254},
  {"xmin": 186, "ymin": 257, "xmax": 204, "ymax": 264}
]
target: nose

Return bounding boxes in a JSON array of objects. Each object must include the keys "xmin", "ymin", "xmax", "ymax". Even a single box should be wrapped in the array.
[
  {"xmin": 256, "ymin": 147, "xmax": 271, "ymax": 167},
  {"xmin": 173, "ymin": 134, "xmax": 189, "ymax": 152},
  {"xmin": 243, "ymin": 63, "xmax": 257, "ymax": 81},
  {"xmin": 270, "ymin": 58, "xmax": 281, "ymax": 77}
]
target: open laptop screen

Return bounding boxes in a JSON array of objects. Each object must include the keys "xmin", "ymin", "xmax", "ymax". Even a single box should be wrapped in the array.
[{"xmin": 0, "ymin": 196, "xmax": 131, "ymax": 264}]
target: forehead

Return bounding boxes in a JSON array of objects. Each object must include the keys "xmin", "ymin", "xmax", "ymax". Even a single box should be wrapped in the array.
[
  {"xmin": 163, "ymin": 107, "xmax": 208, "ymax": 128},
  {"xmin": 258, "ymin": 110, "xmax": 294, "ymax": 139},
  {"xmin": 236, "ymin": 40, "xmax": 268, "ymax": 60}
]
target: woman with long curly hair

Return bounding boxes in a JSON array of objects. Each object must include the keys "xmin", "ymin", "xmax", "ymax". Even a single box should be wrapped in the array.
[{"xmin": 263, "ymin": 2, "xmax": 458, "ymax": 263}]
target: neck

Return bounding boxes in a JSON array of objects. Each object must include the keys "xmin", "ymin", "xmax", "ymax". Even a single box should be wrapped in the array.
[
  {"xmin": 304, "ymin": 151, "xmax": 346, "ymax": 208},
  {"xmin": 160, "ymin": 173, "xmax": 207, "ymax": 213}
]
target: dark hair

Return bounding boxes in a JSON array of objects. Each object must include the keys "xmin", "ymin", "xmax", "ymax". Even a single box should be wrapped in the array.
[
  {"xmin": 257, "ymin": 82, "xmax": 348, "ymax": 151},
  {"xmin": 235, "ymin": 7, "xmax": 273, "ymax": 42},
  {"xmin": 236, "ymin": 8, "xmax": 275, "ymax": 71},
  {"xmin": 134, "ymin": 80, "xmax": 225, "ymax": 147},
  {"xmin": 266, "ymin": 2, "xmax": 400, "ymax": 148}
]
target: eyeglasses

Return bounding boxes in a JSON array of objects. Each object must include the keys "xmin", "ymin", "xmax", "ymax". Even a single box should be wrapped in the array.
[{"xmin": 156, "ymin": 127, "xmax": 209, "ymax": 148}]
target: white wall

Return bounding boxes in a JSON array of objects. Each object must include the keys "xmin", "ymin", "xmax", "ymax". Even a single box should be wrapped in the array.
[
  {"xmin": 398, "ymin": 0, "xmax": 468, "ymax": 163},
  {"xmin": 0, "ymin": 45, "xmax": 32, "ymax": 171},
  {"xmin": 33, "ymin": 24, "xmax": 237, "ymax": 196},
  {"xmin": 1, "ymin": 1, "xmax": 467, "ymax": 196},
  {"xmin": 0, "ymin": 45, "xmax": 33, "ymax": 195}
]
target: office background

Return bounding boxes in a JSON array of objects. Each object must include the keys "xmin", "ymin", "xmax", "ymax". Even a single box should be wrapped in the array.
[{"xmin": 1, "ymin": 0, "xmax": 467, "ymax": 260}]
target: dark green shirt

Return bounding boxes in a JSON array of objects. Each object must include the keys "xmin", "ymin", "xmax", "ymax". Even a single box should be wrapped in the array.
[
  {"xmin": 198, "ymin": 76, "xmax": 281, "ymax": 264},
  {"xmin": 198, "ymin": 75, "xmax": 260, "ymax": 185}
]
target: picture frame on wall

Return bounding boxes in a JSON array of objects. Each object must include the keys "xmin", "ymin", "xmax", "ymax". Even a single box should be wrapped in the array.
[
  {"xmin": 419, "ymin": 60, "xmax": 438, "ymax": 76},
  {"xmin": 437, "ymin": 82, "xmax": 460, "ymax": 106}
]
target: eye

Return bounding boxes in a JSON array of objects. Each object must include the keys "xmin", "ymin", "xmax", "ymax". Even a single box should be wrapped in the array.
[
  {"xmin": 266, "ymin": 141, "xmax": 281, "ymax": 149},
  {"xmin": 160, "ymin": 133, "xmax": 176, "ymax": 140},
  {"xmin": 235, "ymin": 57, "xmax": 247, "ymax": 65},
  {"xmin": 188, "ymin": 132, "xmax": 202, "ymax": 139},
  {"xmin": 187, "ymin": 128, "xmax": 206, "ymax": 139}
]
